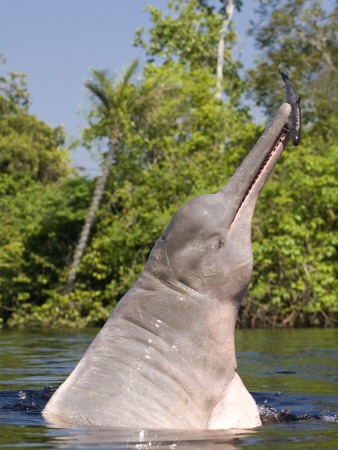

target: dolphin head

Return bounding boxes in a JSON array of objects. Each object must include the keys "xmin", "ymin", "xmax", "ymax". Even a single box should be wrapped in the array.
[{"xmin": 145, "ymin": 104, "xmax": 291, "ymax": 308}]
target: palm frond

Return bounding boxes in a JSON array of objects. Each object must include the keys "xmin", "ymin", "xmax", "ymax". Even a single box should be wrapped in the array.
[
  {"xmin": 116, "ymin": 59, "xmax": 139, "ymax": 107},
  {"xmin": 86, "ymin": 69, "xmax": 112, "ymax": 111}
]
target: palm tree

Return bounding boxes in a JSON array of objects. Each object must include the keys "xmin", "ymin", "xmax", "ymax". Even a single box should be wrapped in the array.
[{"xmin": 65, "ymin": 60, "xmax": 139, "ymax": 295}]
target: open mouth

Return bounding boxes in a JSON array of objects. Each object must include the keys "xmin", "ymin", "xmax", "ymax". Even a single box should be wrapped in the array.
[{"xmin": 230, "ymin": 124, "xmax": 290, "ymax": 227}]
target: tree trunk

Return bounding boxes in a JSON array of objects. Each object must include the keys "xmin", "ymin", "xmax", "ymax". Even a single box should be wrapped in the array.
[
  {"xmin": 65, "ymin": 121, "xmax": 120, "ymax": 295},
  {"xmin": 215, "ymin": 0, "xmax": 235, "ymax": 100}
]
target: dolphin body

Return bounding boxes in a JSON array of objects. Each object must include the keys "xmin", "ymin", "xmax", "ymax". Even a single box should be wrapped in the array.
[{"xmin": 43, "ymin": 104, "xmax": 291, "ymax": 430}]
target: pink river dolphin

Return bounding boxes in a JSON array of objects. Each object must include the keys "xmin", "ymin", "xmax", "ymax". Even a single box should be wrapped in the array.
[{"xmin": 43, "ymin": 103, "xmax": 292, "ymax": 429}]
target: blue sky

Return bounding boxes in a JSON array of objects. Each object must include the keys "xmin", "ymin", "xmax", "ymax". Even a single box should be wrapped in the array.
[{"xmin": 1, "ymin": 0, "xmax": 257, "ymax": 174}]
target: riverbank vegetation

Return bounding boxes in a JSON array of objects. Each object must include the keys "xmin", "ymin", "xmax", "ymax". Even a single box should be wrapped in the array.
[{"xmin": 1, "ymin": 0, "xmax": 337, "ymax": 328}]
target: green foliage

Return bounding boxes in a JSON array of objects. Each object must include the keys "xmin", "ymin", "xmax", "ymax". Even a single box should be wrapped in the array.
[
  {"xmin": 64, "ymin": 60, "xmax": 143, "ymax": 296},
  {"xmin": 134, "ymin": 0, "xmax": 243, "ymax": 103},
  {"xmin": 246, "ymin": 0, "xmax": 338, "ymax": 123},
  {"xmin": 239, "ymin": 0, "xmax": 338, "ymax": 326},
  {"xmin": 0, "ymin": 172, "xmax": 95, "ymax": 327},
  {"xmin": 1, "ymin": 0, "xmax": 336, "ymax": 328},
  {"xmin": 71, "ymin": 56, "xmax": 254, "ymax": 316},
  {"xmin": 27, "ymin": 0, "xmax": 252, "ymax": 326},
  {"xmin": 243, "ymin": 125, "xmax": 337, "ymax": 326},
  {"xmin": 0, "ymin": 55, "xmax": 71, "ymax": 184},
  {"xmin": 135, "ymin": 0, "xmax": 225, "ymax": 68},
  {"xmin": 83, "ymin": 59, "xmax": 140, "ymax": 140},
  {"xmin": 0, "ymin": 54, "xmax": 30, "ymax": 116},
  {"xmin": 0, "ymin": 57, "xmax": 86, "ymax": 326},
  {"xmin": 0, "ymin": 112, "xmax": 69, "ymax": 183}
]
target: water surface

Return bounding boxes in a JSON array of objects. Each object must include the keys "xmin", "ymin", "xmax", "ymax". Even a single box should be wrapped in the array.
[{"xmin": 0, "ymin": 328, "xmax": 337, "ymax": 448}]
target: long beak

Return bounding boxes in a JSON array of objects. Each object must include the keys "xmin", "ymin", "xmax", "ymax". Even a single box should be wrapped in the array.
[{"xmin": 220, "ymin": 103, "xmax": 291, "ymax": 225}]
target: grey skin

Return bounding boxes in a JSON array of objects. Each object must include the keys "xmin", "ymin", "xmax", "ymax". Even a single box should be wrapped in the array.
[{"xmin": 43, "ymin": 104, "xmax": 291, "ymax": 430}]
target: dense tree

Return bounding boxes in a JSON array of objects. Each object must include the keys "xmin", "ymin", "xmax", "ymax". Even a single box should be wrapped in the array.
[
  {"xmin": 246, "ymin": 0, "xmax": 337, "ymax": 123},
  {"xmin": 0, "ymin": 113, "xmax": 69, "ymax": 184},
  {"xmin": 65, "ymin": 60, "xmax": 139, "ymax": 294},
  {"xmin": 134, "ymin": 0, "xmax": 243, "ymax": 104},
  {"xmin": 1, "ymin": 0, "xmax": 336, "ymax": 327},
  {"xmin": 0, "ymin": 55, "xmax": 70, "ymax": 184},
  {"xmin": 0, "ymin": 54, "xmax": 30, "ymax": 116},
  {"xmin": 0, "ymin": 58, "xmax": 85, "ymax": 326},
  {"xmin": 57, "ymin": 0, "xmax": 257, "ymax": 320},
  {"xmin": 240, "ymin": 0, "xmax": 338, "ymax": 326},
  {"xmin": 67, "ymin": 73, "xmax": 255, "ymax": 316},
  {"xmin": 0, "ymin": 176, "xmax": 95, "ymax": 327}
]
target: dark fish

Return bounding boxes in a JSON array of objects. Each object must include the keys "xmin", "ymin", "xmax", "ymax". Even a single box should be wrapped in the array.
[{"xmin": 279, "ymin": 69, "xmax": 301, "ymax": 146}]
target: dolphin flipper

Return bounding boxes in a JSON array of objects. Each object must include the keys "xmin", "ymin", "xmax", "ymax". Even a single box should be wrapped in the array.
[{"xmin": 207, "ymin": 373, "xmax": 262, "ymax": 429}]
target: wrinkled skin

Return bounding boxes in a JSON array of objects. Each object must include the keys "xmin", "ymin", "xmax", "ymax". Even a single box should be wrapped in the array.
[{"xmin": 43, "ymin": 104, "xmax": 291, "ymax": 429}]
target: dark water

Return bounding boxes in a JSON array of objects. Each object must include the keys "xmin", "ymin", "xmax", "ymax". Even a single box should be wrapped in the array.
[{"xmin": 0, "ymin": 328, "xmax": 337, "ymax": 449}]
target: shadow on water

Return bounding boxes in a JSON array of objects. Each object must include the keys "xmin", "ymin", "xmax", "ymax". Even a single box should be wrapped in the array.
[{"xmin": 0, "ymin": 328, "xmax": 337, "ymax": 449}]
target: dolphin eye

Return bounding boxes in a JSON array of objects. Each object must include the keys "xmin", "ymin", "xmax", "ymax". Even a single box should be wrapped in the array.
[{"xmin": 218, "ymin": 239, "xmax": 224, "ymax": 249}]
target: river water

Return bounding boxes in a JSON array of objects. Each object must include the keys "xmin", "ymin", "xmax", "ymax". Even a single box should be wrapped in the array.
[{"xmin": 0, "ymin": 328, "xmax": 337, "ymax": 449}]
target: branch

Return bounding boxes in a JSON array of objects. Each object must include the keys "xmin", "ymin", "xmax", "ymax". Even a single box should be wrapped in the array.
[{"xmin": 215, "ymin": 0, "xmax": 235, "ymax": 100}]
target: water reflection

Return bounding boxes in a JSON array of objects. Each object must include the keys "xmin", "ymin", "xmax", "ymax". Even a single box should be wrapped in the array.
[
  {"xmin": 1, "ymin": 421, "xmax": 338, "ymax": 449},
  {"xmin": 50, "ymin": 426, "xmax": 247, "ymax": 449}
]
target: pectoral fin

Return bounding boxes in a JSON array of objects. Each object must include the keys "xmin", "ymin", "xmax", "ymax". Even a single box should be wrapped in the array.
[{"xmin": 207, "ymin": 373, "xmax": 262, "ymax": 430}]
